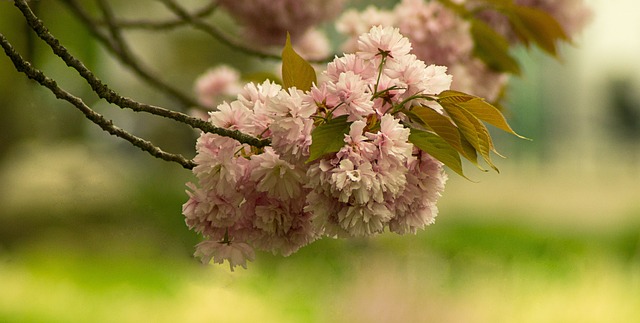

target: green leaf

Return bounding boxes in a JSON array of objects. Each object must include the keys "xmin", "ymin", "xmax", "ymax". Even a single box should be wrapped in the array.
[
  {"xmin": 307, "ymin": 115, "xmax": 351, "ymax": 163},
  {"xmin": 281, "ymin": 33, "xmax": 317, "ymax": 92},
  {"xmin": 410, "ymin": 106, "xmax": 482, "ymax": 169},
  {"xmin": 483, "ymin": 0, "xmax": 515, "ymax": 5},
  {"xmin": 462, "ymin": 107, "xmax": 499, "ymax": 172},
  {"xmin": 439, "ymin": 90, "xmax": 529, "ymax": 139},
  {"xmin": 408, "ymin": 128, "xmax": 469, "ymax": 179},
  {"xmin": 437, "ymin": 0, "xmax": 470, "ymax": 17},
  {"xmin": 437, "ymin": 90, "xmax": 476, "ymax": 103},
  {"xmin": 440, "ymin": 101, "xmax": 499, "ymax": 172},
  {"xmin": 470, "ymin": 19, "xmax": 521, "ymax": 75},
  {"xmin": 506, "ymin": 5, "xmax": 570, "ymax": 56}
]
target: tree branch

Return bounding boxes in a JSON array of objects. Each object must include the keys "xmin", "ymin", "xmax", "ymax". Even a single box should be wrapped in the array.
[
  {"xmin": 11, "ymin": 0, "xmax": 270, "ymax": 149},
  {"xmin": 0, "ymin": 32, "xmax": 196, "ymax": 170},
  {"xmin": 58, "ymin": 0, "xmax": 202, "ymax": 110},
  {"xmin": 158, "ymin": 0, "xmax": 337, "ymax": 64},
  {"xmin": 157, "ymin": 0, "xmax": 282, "ymax": 61},
  {"xmin": 95, "ymin": 1, "xmax": 219, "ymax": 30}
]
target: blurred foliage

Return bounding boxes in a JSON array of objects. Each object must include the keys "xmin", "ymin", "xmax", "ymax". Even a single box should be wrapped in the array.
[
  {"xmin": 1, "ymin": 0, "xmax": 640, "ymax": 322},
  {"xmin": 1, "ymin": 186, "xmax": 639, "ymax": 322}
]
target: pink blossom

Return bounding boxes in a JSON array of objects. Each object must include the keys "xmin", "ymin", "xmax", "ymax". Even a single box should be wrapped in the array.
[
  {"xmin": 234, "ymin": 80, "xmax": 281, "ymax": 134},
  {"xmin": 192, "ymin": 134, "xmax": 248, "ymax": 195},
  {"xmin": 325, "ymin": 54, "xmax": 377, "ymax": 84},
  {"xmin": 264, "ymin": 88, "xmax": 314, "ymax": 120},
  {"xmin": 449, "ymin": 58, "xmax": 508, "ymax": 102},
  {"xmin": 327, "ymin": 71, "xmax": 375, "ymax": 121},
  {"xmin": 331, "ymin": 159, "xmax": 379, "ymax": 205},
  {"xmin": 194, "ymin": 65, "xmax": 242, "ymax": 108},
  {"xmin": 293, "ymin": 28, "xmax": 331, "ymax": 62},
  {"xmin": 307, "ymin": 83, "xmax": 341, "ymax": 111},
  {"xmin": 384, "ymin": 54, "xmax": 428, "ymax": 94},
  {"xmin": 253, "ymin": 197, "xmax": 294, "ymax": 236},
  {"xmin": 385, "ymin": 55, "xmax": 453, "ymax": 101},
  {"xmin": 358, "ymin": 25, "xmax": 412, "ymax": 61},
  {"xmin": 423, "ymin": 64, "xmax": 453, "ymax": 95},
  {"xmin": 336, "ymin": 7, "xmax": 397, "ymax": 53},
  {"xmin": 182, "ymin": 182, "xmax": 211, "ymax": 228},
  {"xmin": 238, "ymin": 80, "xmax": 283, "ymax": 110},
  {"xmin": 270, "ymin": 117, "xmax": 313, "ymax": 166},
  {"xmin": 266, "ymin": 89, "xmax": 316, "ymax": 164},
  {"xmin": 337, "ymin": 202, "xmax": 393, "ymax": 237},
  {"xmin": 388, "ymin": 151, "xmax": 448, "ymax": 235},
  {"xmin": 249, "ymin": 147, "xmax": 306, "ymax": 200},
  {"xmin": 195, "ymin": 240, "xmax": 255, "ymax": 271},
  {"xmin": 396, "ymin": 0, "xmax": 473, "ymax": 67},
  {"xmin": 183, "ymin": 185, "xmax": 244, "ymax": 235},
  {"xmin": 252, "ymin": 197, "xmax": 317, "ymax": 256},
  {"xmin": 208, "ymin": 100, "xmax": 254, "ymax": 134},
  {"xmin": 339, "ymin": 120, "xmax": 377, "ymax": 164},
  {"xmin": 370, "ymin": 114, "xmax": 413, "ymax": 161}
]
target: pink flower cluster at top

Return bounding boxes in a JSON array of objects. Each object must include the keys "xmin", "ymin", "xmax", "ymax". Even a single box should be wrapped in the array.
[
  {"xmin": 183, "ymin": 26, "xmax": 450, "ymax": 271},
  {"xmin": 336, "ymin": 0, "xmax": 591, "ymax": 102},
  {"xmin": 218, "ymin": 0, "xmax": 346, "ymax": 46},
  {"xmin": 336, "ymin": 0, "xmax": 506, "ymax": 103}
]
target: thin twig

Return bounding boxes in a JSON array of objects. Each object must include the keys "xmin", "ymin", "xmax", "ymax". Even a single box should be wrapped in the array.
[
  {"xmin": 159, "ymin": 0, "xmax": 338, "ymax": 64},
  {"xmin": 95, "ymin": 0, "xmax": 130, "ymax": 60},
  {"xmin": 158, "ymin": 0, "xmax": 282, "ymax": 61},
  {"xmin": 0, "ymin": 32, "xmax": 196, "ymax": 170},
  {"xmin": 11, "ymin": 0, "xmax": 270, "ymax": 149},
  {"xmin": 96, "ymin": 1, "xmax": 218, "ymax": 30},
  {"xmin": 58, "ymin": 0, "xmax": 202, "ymax": 110},
  {"xmin": 23, "ymin": 0, "xmax": 39, "ymax": 63}
]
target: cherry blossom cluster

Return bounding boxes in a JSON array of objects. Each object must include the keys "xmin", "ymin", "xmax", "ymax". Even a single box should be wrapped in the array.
[
  {"xmin": 183, "ymin": 26, "xmax": 450, "ymax": 270},
  {"xmin": 336, "ymin": 0, "xmax": 506, "ymax": 102}
]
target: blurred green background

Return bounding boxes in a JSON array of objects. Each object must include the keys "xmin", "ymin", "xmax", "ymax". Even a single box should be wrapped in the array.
[{"xmin": 1, "ymin": 0, "xmax": 639, "ymax": 322}]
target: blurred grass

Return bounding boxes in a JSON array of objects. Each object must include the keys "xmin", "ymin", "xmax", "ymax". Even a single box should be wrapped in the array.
[{"xmin": 0, "ymin": 143, "xmax": 638, "ymax": 322}]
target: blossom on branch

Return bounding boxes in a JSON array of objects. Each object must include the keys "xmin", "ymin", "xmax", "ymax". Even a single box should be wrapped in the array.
[{"xmin": 184, "ymin": 25, "xmax": 458, "ymax": 269}]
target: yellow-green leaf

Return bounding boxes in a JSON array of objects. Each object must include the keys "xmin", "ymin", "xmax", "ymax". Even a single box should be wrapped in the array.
[
  {"xmin": 470, "ymin": 19, "xmax": 521, "ymax": 75},
  {"xmin": 281, "ymin": 33, "xmax": 317, "ymax": 92},
  {"xmin": 437, "ymin": 90, "xmax": 476, "ymax": 103},
  {"xmin": 436, "ymin": 0, "xmax": 470, "ymax": 17},
  {"xmin": 307, "ymin": 115, "xmax": 351, "ymax": 163},
  {"xmin": 410, "ymin": 106, "xmax": 482, "ymax": 169},
  {"xmin": 459, "ymin": 99, "xmax": 527, "ymax": 139},
  {"xmin": 506, "ymin": 5, "xmax": 570, "ymax": 56},
  {"xmin": 439, "ymin": 90, "xmax": 528, "ymax": 139},
  {"xmin": 408, "ymin": 128, "xmax": 469, "ymax": 179},
  {"xmin": 440, "ymin": 101, "xmax": 499, "ymax": 172},
  {"xmin": 462, "ymin": 107, "xmax": 499, "ymax": 172}
]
